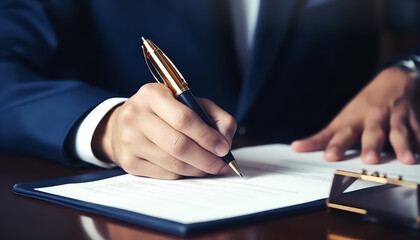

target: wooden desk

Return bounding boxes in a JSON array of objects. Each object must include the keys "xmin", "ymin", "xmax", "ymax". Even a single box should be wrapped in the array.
[{"xmin": 1, "ymin": 154, "xmax": 419, "ymax": 240}]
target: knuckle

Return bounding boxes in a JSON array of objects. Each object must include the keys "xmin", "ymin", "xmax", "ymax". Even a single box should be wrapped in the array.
[
  {"xmin": 392, "ymin": 123, "xmax": 408, "ymax": 134},
  {"xmin": 138, "ymin": 83, "xmax": 171, "ymax": 98},
  {"xmin": 119, "ymin": 103, "xmax": 136, "ymax": 125},
  {"xmin": 364, "ymin": 128, "xmax": 385, "ymax": 140},
  {"xmin": 198, "ymin": 127, "xmax": 216, "ymax": 145},
  {"xmin": 169, "ymin": 157, "xmax": 186, "ymax": 172},
  {"xmin": 123, "ymin": 158, "xmax": 144, "ymax": 175},
  {"xmin": 368, "ymin": 106, "xmax": 388, "ymax": 118},
  {"xmin": 389, "ymin": 128, "xmax": 407, "ymax": 140},
  {"xmin": 168, "ymin": 134, "xmax": 190, "ymax": 156},
  {"xmin": 389, "ymin": 117, "xmax": 398, "ymax": 128},
  {"xmin": 343, "ymin": 126, "xmax": 357, "ymax": 137},
  {"xmin": 372, "ymin": 129, "xmax": 386, "ymax": 140},
  {"xmin": 388, "ymin": 130, "xmax": 397, "ymax": 141},
  {"xmin": 137, "ymin": 83, "xmax": 157, "ymax": 97},
  {"xmin": 174, "ymin": 110, "xmax": 195, "ymax": 130},
  {"xmin": 203, "ymin": 158, "xmax": 224, "ymax": 174},
  {"xmin": 390, "ymin": 109, "xmax": 410, "ymax": 125}
]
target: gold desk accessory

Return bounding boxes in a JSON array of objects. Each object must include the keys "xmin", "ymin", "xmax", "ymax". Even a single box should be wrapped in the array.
[{"xmin": 327, "ymin": 169, "xmax": 419, "ymax": 228}]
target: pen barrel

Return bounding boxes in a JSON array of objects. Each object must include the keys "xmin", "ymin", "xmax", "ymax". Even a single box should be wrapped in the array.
[{"xmin": 177, "ymin": 90, "xmax": 235, "ymax": 164}]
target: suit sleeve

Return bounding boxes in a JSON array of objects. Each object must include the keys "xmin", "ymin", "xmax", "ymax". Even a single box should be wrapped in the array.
[{"xmin": 0, "ymin": 1, "xmax": 117, "ymax": 166}]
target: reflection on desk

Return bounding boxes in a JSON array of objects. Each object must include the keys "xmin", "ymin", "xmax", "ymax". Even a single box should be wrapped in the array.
[{"xmin": 2, "ymin": 153, "xmax": 420, "ymax": 240}]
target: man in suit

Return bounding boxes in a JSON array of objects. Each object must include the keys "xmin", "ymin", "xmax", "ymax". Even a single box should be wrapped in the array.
[{"xmin": 1, "ymin": 0, "xmax": 419, "ymax": 179}]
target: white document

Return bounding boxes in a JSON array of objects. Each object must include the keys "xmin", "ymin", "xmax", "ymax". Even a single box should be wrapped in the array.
[{"xmin": 36, "ymin": 144, "xmax": 420, "ymax": 224}]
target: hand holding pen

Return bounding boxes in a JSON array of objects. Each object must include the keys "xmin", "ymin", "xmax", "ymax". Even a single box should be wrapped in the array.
[
  {"xmin": 90, "ymin": 40, "xmax": 238, "ymax": 179},
  {"xmin": 141, "ymin": 37, "xmax": 242, "ymax": 177}
]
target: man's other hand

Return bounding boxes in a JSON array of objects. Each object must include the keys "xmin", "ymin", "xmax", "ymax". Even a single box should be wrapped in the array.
[{"xmin": 292, "ymin": 67, "xmax": 420, "ymax": 165}]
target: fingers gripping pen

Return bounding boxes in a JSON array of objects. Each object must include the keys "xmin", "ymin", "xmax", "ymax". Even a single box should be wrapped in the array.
[{"xmin": 141, "ymin": 37, "xmax": 242, "ymax": 177}]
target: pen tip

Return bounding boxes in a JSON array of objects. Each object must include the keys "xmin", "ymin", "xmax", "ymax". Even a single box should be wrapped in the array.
[
  {"xmin": 141, "ymin": 37, "xmax": 146, "ymax": 42},
  {"xmin": 228, "ymin": 160, "xmax": 243, "ymax": 178}
]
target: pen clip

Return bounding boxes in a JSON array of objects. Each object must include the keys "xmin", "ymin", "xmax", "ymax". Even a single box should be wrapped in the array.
[
  {"xmin": 141, "ymin": 37, "xmax": 190, "ymax": 97},
  {"xmin": 160, "ymin": 51, "xmax": 188, "ymax": 86},
  {"xmin": 142, "ymin": 45, "xmax": 164, "ymax": 84}
]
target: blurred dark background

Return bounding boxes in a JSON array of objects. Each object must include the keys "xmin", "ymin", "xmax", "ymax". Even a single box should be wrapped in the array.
[{"xmin": 375, "ymin": 0, "xmax": 420, "ymax": 63}]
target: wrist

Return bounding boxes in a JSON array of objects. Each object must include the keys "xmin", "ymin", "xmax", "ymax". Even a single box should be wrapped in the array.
[
  {"xmin": 365, "ymin": 66, "xmax": 418, "ymax": 104},
  {"xmin": 92, "ymin": 105, "xmax": 121, "ymax": 163},
  {"xmin": 388, "ymin": 66, "xmax": 417, "ymax": 86},
  {"xmin": 74, "ymin": 97, "xmax": 127, "ymax": 168}
]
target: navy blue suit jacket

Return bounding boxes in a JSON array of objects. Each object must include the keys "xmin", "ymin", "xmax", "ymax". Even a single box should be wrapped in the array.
[{"xmin": 0, "ymin": 0, "xmax": 416, "ymax": 166}]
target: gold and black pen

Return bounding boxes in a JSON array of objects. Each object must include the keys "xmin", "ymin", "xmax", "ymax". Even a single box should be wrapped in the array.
[{"xmin": 141, "ymin": 37, "xmax": 243, "ymax": 178}]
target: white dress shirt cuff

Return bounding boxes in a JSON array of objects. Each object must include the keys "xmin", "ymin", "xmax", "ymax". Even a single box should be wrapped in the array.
[{"xmin": 75, "ymin": 97, "xmax": 127, "ymax": 168}]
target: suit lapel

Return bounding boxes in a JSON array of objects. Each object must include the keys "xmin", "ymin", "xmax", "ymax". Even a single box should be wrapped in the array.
[{"xmin": 235, "ymin": 0, "xmax": 301, "ymax": 122}]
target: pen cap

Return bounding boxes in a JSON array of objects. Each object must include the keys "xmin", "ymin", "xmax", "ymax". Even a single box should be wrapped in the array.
[{"xmin": 141, "ymin": 37, "xmax": 189, "ymax": 97}]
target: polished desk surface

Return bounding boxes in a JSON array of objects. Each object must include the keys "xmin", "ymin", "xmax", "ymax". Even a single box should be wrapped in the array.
[{"xmin": 2, "ymin": 153, "xmax": 419, "ymax": 240}]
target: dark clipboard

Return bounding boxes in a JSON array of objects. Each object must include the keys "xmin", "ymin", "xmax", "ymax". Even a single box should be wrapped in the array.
[{"xmin": 13, "ymin": 169, "xmax": 325, "ymax": 236}]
